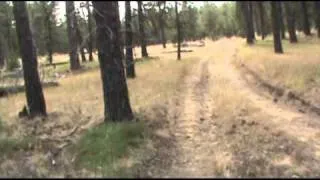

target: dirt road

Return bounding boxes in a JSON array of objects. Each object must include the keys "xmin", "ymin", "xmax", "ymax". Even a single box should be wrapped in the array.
[{"xmin": 139, "ymin": 38, "xmax": 320, "ymax": 177}]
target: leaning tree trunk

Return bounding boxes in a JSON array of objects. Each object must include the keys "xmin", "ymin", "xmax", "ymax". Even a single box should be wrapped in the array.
[
  {"xmin": 175, "ymin": 1, "xmax": 181, "ymax": 60},
  {"xmin": 158, "ymin": 1, "xmax": 167, "ymax": 49},
  {"xmin": 66, "ymin": 1, "xmax": 80, "ymax": 70},
  {"xmin": 125, "ymin": 1, "xmax": 135, "ymax": 78},
  {"xmin": 92, "ymin": 1, "xmax": 133, "ymax": 122},
  {"xmin": 284, "ymin": 2, "xmax": 298, "ymax": 43},
  {"xmin": 137, "ymin": 1, "xmax": 148, "ymax": 58},
  {"xmin": 86, "ymin": 1, "xmax": 93, "ymax": 61},
  {"xmin": 13, "ymin": 1, "xmax": 47, "ymax": 116},
  {"xmin": 301, "ymin": 1, "xmax": 311, "ymax": 36},
  {"xmin": 240, "ymin": 1, "xmax": 254, "ymax": 44},
  {"xmin": 315, "ymin": 1, "xmax": 320, "ymax": 38},
  {"xmin": 271, "ymin": 1, "xmax": 283, "ymax": 53},
  {"xmin": 278, "ymin": 2, "xmax": 286, "ymax": 39},
  {"xmin": 258, "ymin": 1, "xmax": 266, "ymax": 40}
]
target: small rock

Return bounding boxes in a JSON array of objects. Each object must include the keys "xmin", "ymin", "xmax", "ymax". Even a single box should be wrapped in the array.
[
  {"xmin": 52, "ymin": 159, "xmax": 56, "ymax": 166},
  {"xmin": 298, "ymin": 109, "xmax": 305, "ymax": 113},
  {"xmin": 273, "ymin": 98, "xmax": 278, "ymax": 103},
  {"xmin": 248, "ymin": 121, "xmax": 256, "ymax": 126},
  {"xmin": 241, "ymin": 119, "xmax": 246, "ymax": 125},
  {"xmin": 226, "ymin": 125, "xmax": 236, "ymax": 135},
  {"xmin": 200, "ymin": 117, "xmax": 205, "ymax": 121}
]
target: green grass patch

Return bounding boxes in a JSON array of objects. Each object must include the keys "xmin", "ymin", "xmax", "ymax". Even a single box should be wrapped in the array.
[{"xmin": 72, "ymin": 121, "xmax": 145, "ymax": 177}]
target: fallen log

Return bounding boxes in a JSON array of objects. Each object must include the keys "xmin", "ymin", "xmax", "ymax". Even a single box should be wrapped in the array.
[{"xmin": 0, "ymin": 81, "xmax": 59, "ymax": 98}]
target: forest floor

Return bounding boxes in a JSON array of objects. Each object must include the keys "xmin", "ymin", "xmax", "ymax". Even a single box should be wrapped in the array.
[{"xmin": 1, "ymin": 36, "xmax": 320, "ymax": 177}]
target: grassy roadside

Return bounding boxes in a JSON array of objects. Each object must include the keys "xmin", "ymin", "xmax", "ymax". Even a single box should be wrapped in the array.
[
  {"xmin": 0, "ymin": 42, "xmax": 200, "ymax": 177},
  {"xmin": 236, "ymin": 36, "xmax": 320, "ymax": 104},
  {"xmin": 68, "ymin": 56, "xmax": 200, "ymax": 177}
]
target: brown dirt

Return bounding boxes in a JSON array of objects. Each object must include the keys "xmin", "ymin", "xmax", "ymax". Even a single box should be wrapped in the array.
[{"xmin": 138, "ymin": 38, "xmax": 320, "ymax": 177}]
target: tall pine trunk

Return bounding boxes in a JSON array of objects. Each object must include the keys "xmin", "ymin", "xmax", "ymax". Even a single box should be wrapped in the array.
[
  {"xmin": 284, "ymin": 2, "xmax": 298, "ymax": 43},
  {"xmin": 116, "ymin": 3, "xmax": 125, "ymax": 64},
  {"xmin": 253, "ymin": 2, "xmax": 261, "ymax": 36},
  {"xmin": 138, "ymin": 1, "xmax": 148, "ymax": 58},
  {"xmin": 0, "ymin": 35, "xmax": 4, "ymax": 68},
  {"xmin": 75, "ymin": 19, "xmax": 87, "ymax": 63},
  {"xmin": 13, "ymin": 1, "xmax": 47, "ymax": 116},
  {"xmin": 66, "ymin": 1, "xmax": 80, "ymax": 70},
  {"xmin": 92, "ymin": 1, "xmax": 133, "ymax": 122},
  {"xmin": 86, "ymin": 1, "xmax": 93, "ymax": 61},
  {"xmin": 240, "ymin": 1, "xmax": 254, "ymax": 44},
  {"xmin": 158, "ymin": 1, "xmax": 167, "ymax": 49},
  {"xmin": 258, "ymin": 2, "xmax": 266, "ymax": 40},
  {"xmin": 271, "ymin": 1, "xmax": 283, "ymax": 53},
  {"xmin": 315, "ymin": 1, "xmax": 320, "ymax": 38},
  {"xmin": 42, "ymin": 2, "xmax": 53, "ymax": 65},
  {"xmin": 175, "ymin": 1, "xmax": 181, "ymax": 60},
  {"xmin": 46, "ymin": 17, "xmax": 53, "ymax": 64},
  {"xmin": 278, "ymin": 2, "xmax": 286, "ymax": 39},
  {"xmin": 125, "ymin": 1, "xmax": 135, "ymax": 78},
  {"xmin": 248, "ymin": 1, "xmax": 255, "ymax": 40},
  {"xmin": 301, "ymin": 1, "xmax": 311, "ymax": 36},
  {"xmin": 5, "ymin": 2, "xmax": 13, "ymax": 67}
]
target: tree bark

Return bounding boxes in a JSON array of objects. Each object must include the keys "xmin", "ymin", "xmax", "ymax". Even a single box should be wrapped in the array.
[
  {"xmin": 92, "ymin": 1, "xmax": 134, "ymax": 122},
  {"xmin": 125, "ymin": 1, "xmax": 136, "ymax": 78},
  {"xmin": 13, "ymin": 1, "xmax": 47, "ymax": 116},
  {"xmin": 175, "ymin": 1, "xmax": 181, "ymax": 60},
  {"xmin": 253, "ymin": 2, "xmax": 261, "ymax": 36},
  {"xmin": 138, "ymin": 1, "xmax": 148, "ymax": 58},
  {"xmin": 5, "ymin": 2, "xmax": 13, "ymax": 66},
  {"xmin": 284, "ymin": 2, "xmax": 298, "ymax": 43},
  {"xmin": 86, "ymin": 1, "xmax": 94, "ymax": 61},
  {"xmin": 278, "ymin": 2, "xmax": 286, "ymax": 39},
  {"xmin": 42, "ymin": 2, "xmax": 54, "ymax": 65},
  {"xmin": 258, "ymin": 1, "xmax": 266, "ymax": 40},
  {"xmin": 115, "ymin": 2, "xmax": 125, "ymax": 65},
  {"xmin": 0, "ymin": 35, "xmax": 4, "ymax": 68},
  {"xmin": 315, "ymin": 1, "xmax": 320, "ymax": 38},
  {"xmin": 158, "ymin": 1, "xmax": 167, "ymax": 48},
  {"xmin": 66, "ymin": 1, "xmax": 80, "ymax": 70},
  {"xmin": 75, "ymin": 15, "xmax": 87, "ymax": 63},
  {"xmin": 271, "ymin": 1, "xmax": 283, "ymax": 53},
  {"xmin": 301, "ymin": 1, "xmax": 311, "ymax": 36},
  {"xmin": 240, "ymin": 1, "xmax": 254, "ymax": 44},
  {"xmin": 248, "ymin": 1, "xmax": 255, "ymax": 40}
]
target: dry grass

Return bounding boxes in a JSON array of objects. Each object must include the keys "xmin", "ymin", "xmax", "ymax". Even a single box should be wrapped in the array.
[
  {"xmin": 0, "ymin": 42, "xmax": 200, "ymax": 177},
  {"xmin": 183, "ymin": 37, "xmax": 320, "ymax": 177},
  {"xmin": 235, "ymin": 35, "xmax": 320, "ymax": 111},
  {"xmin": 3, "ymin": 36, "xmax": 320, "ymax": 177},
  {"xmin": 236, "ymin": 36, "xmax": 320, "ymax": 100}
]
